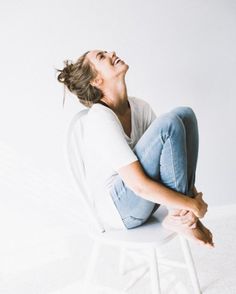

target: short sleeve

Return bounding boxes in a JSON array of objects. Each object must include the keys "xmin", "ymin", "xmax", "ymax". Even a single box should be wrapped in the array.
[
  {"xmin": 143, "ymin": 101, "xmax": 157, "ymax": 130},
  {"xmin": 149, "ymin": 106, "xmax": 157, "ymax": 124},
  {"xmin": 85, "ymin": 107, "xmax": 138, "ymax": 171}
]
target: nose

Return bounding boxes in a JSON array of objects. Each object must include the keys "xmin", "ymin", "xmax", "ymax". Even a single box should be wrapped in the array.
[{"xmin": 109, "ymin": 51, "xmax": 116, "ymax": 57}]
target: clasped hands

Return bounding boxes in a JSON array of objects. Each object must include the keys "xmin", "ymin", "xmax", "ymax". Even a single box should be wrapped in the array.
[{"xmin": 171, "ymin": 190, "xmax": 208, "ymax": 229}]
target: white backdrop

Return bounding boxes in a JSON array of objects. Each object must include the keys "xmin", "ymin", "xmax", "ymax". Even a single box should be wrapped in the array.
[
  {"xmin": 1, "ymin": 0, "xmax": 236, "ymax": 292},
  {"xmin": 1, "ymin": 0, "xmax": 235, "ymax": 208},
  {"xmin": 0, "ymin": 0, "xmax": 236, "ymax": 219}
]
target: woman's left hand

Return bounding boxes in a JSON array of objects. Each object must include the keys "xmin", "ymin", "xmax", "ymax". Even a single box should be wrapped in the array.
[
  {"xmin": 170, "ymin": 186, "xmax": 200, "ymax": 228},
  {"xmin": 170, "ymin": 209, "xmax": 198, "ymax": 228}
]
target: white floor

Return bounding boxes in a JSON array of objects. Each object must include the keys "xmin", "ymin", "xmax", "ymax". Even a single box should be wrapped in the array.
[{"xmin": 1, "ymin": 204, "xmax": 236, "ymax": 294}]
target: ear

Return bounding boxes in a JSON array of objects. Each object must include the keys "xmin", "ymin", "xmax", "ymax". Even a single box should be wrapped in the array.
[{"xmin": 90, "ymin": 76, "xmax": 103, "ymax": 88}]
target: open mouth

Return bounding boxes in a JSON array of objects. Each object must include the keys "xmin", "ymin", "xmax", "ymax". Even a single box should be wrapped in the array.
[{"xmin": 113, "ymin": 57, "xmax": 123, "ymax": 66}]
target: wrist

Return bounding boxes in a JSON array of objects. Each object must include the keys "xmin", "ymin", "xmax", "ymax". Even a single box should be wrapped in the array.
[{"xmin": 184, "ymin": 196, "xmax": 197, "ymax": 214}]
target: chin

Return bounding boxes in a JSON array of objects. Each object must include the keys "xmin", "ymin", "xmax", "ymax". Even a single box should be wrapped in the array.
[
  {"xmin": 115, "ymin": 64, "xmax": 129, "ymax": 78},
  {"xmin": 123, "ymin": 63, "xmax": 129, "ymax": 72}
]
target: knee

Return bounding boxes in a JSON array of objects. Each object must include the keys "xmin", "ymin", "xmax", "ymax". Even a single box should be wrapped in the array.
[
  {"xmin": 155, "ymin": 112, "xmax": 185, "ymax": 134},
  {"xmin": 171, "ymin": 106, "xmax": 197, "ymax": 121}
]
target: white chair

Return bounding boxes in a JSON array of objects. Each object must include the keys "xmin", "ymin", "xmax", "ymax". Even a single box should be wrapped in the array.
[{"xmin": 67, "ymin": 109, "xmax": 202, "ymax": 294}]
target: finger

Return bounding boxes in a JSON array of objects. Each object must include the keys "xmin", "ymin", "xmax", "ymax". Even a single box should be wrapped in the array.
[
  {"xmin": 170, "ymin": 209, "xmax": 187, "ymax": 217},
  {"xmin": 181, "ymin": 211, "xmax": 189, "ymax": 216},
  {"xmin": 172, "ymin": 210, "xmax": 192, "ymax": 219},
  {"xmin": 170, "ymin": 214, "xmax": 186, "ymax": 219},
  {"xmin": 184, "ymin": 218, "xmax": 196, "ymax": 226},
  {"xmin": 184, "ymin": 221, "xmax": 195, "ymax": 228},
  {"xmin": 180, "ymin": 219, "xmax": 194, "ymax": 226},
  {"xmin": 189, "ymin": 219, "xmax": 197, "ymax": 227},
  {"xmin": 179, "ymin": 210, "xmax": 188, "ymax": 216},
  {"xmin": 186, "ymin": 222, "xmax": 197, "ymax": 229},
  {"xmin": 190, "ymin": 223, "xmax": 197, "ymax": 229}
]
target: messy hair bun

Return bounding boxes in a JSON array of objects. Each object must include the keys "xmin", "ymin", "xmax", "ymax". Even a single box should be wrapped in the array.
[{"xmin": 56, "ymin": 50, "xmax": 103, "ymax": 108}]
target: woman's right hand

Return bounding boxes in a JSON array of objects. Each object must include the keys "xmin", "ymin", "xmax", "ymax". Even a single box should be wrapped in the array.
[{"xmin": 191, "ymin": 192, "xmax": 208, "ymax": 218}]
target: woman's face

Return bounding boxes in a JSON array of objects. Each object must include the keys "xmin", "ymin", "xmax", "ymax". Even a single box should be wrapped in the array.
[{"xmin": 86, "ymin": 50, "xmax": 129, "ymax": 85}]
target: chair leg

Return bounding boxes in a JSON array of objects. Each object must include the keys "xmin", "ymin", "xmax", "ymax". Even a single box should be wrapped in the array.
[
  {"xmin": 83, "ymin": 240, "xmax": 101, "ymax": 292},
  {"xmin": 179, "ymin": 236, "xmax": 202, "ymax": 294},
  {"xmin": 119, "ymin": 246, "xmax": 126, "ymax": 275},
  {"xmin": 149, "ymin": 248, "xmax": 161, "ymax": 294}
]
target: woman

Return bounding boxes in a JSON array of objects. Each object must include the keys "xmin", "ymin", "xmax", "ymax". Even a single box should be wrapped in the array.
[{"xmin": 57, "ymin": 49, "xmax": 214, "ymax": 248}]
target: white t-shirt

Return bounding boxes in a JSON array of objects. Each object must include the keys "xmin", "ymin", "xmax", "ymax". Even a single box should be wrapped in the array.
[{"xmin": 83, "ymin": 96, "xmax": 157, "ymax": 230}]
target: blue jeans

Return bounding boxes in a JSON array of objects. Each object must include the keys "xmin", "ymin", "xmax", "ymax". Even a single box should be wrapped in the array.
[{"xmin": 109, "ymin": 107, "xmax": 199, "ymax": 229}]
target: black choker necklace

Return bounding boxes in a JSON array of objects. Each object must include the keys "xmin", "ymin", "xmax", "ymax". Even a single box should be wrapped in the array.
[
  {"xmin": 97, "ymin": 100, "xmax": 130, "ymax": 109},
  {"xmin": 97, "ymin": 100, "xmax": 110, "ymax": 108}
]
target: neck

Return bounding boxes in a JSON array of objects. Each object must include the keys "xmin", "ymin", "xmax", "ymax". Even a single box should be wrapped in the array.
[{"xmin": 99, "ymin": 77, "xmax": 129, "ymax": 115}]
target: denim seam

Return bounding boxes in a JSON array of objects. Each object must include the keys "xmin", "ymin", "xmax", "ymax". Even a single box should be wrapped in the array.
[
  {"xmin": 136, "ymin": 132, "xmax": 179, "ymax": 193},
  {"xmin": 138, "ymin": 135, "xmax": 162, "ymax": 163},
  {"xmin": 168, "ymin": 137, "xmax": 178, "ymax": 190}
]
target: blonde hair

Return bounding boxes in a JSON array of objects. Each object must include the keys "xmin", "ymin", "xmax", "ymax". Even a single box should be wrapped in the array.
[{"xmin": 56, "ymin": 50, "xmax": 103, "ymax": 108}]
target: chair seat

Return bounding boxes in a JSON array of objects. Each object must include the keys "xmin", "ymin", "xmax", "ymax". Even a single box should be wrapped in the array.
[{"xmin": 88, "ymin": 206, "xmax": 177, "ymax": 248}]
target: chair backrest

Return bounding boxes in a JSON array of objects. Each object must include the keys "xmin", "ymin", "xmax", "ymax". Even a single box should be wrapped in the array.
[{"xmin": 67, "ymin": 109, "xmax": 105, "ymax": 233}]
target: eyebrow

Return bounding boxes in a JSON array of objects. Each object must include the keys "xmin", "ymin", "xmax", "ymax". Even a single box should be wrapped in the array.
[{"xmin": 96, "ymin": 51, "xmax": 107, "ymax": 59}]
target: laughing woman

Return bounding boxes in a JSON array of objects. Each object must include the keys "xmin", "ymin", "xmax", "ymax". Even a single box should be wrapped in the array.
[{"xmin": 57, "ymin": 50, "xmax": 214, "ymax": 247}]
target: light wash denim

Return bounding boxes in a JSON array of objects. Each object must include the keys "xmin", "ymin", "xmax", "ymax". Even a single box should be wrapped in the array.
[{"xmin": 109, "ymin": 107, "xmax": 199, "ymax": 229}]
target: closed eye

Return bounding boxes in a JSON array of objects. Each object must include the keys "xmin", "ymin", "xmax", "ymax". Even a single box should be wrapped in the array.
[{"xmin": 100, "ymin": 51, "xmax": 107, "ymax": 60}]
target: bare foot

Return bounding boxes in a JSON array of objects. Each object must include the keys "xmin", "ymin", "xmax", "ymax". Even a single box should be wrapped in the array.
[
  {"xmin": 197, "ymin": 220, "xmax": 214, "ymax": 246},
  {"xmin": 162, "ymin": 214, "xmax": 214, "ymax": 248}
]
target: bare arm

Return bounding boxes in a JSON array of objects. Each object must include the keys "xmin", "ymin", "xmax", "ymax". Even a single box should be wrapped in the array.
[{"xmin": 117, "ymin": 160, "xmax": 207, "ymax": 217}]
